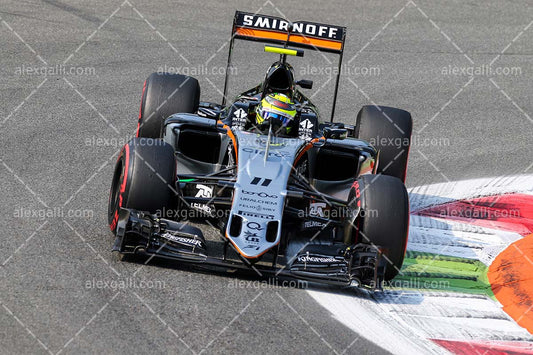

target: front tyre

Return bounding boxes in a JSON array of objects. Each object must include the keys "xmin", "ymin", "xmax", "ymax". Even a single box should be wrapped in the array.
[
  {"xmin": 108, "ymin": 138, "xmax": 177, "ymax": 233},
  {"xmin": 351, "ymin": 174, "xmax": 409, "ymax": 281}
]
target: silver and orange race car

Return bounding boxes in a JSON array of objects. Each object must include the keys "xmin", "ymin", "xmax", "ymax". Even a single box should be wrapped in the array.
[{"xmin": 108, "ymin": 11, "xmax": 412, "ymax": 290}]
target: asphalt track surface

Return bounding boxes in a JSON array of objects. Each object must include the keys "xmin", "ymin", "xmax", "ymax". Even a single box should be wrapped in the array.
[{"xmin": 1, "ymin": 0, "xmax": 532, "ymax": 354}]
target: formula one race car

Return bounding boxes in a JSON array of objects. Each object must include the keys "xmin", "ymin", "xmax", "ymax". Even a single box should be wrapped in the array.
[{"xmin": 108, "ymin": 11, "xmax": 412, "ymax": 289}]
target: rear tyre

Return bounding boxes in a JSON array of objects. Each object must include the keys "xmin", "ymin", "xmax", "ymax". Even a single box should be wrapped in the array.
[
  {"xmin": 352, "ymin": 174, "xmax": 409, "ymax": 281},
  {"xmin": 108, "ymin": 138, "xmax": 177, "ymax": 233},
  {"xmin": 137, "ymin": 73, "xmax": 200, "ymax": 138},
  {"xmin": 355, "ymin": 105, "xmax": 412, "ymax": 182}
]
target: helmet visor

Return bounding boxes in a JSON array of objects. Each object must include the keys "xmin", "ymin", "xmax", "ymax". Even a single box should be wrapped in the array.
[{"xmin": 261, "ymin": 110, "xmax": 292, "ymax": 127}]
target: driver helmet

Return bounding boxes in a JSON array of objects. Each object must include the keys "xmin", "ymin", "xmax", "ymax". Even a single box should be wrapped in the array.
[{"xmin": 255, "ymin": 93, "xmax": 297, "ymax": 135}]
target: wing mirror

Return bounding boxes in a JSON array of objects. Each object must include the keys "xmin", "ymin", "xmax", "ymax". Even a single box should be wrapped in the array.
[
  {"xmin": 296, "ymin": 79, "xmax": 313, "ymax": 89},
  {"xmin": 323, "ymin": 126, "xmax": 347, "ymax": 140}
]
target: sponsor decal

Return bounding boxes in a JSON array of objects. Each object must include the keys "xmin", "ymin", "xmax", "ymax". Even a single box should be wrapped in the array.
[
  {"xmin": 232, "ymin": 108, "xmax": 247, "ymax": 129},
  {"xmin": 255, "ymin": 136, "xmax": 287, "ymax": 148},
  {"xmin": 244, "ymin": 230, "xmax": 261, "ymax": 243},
  {"xmin": 160, "ymin": 232, "xmax": 204, "ymax": 248},
  {"xmin": 234, "ymin": 108, "xmax": 247, "ymax": 119},
  {"xmin": 195, "ymin": 184, "xmax": 213, "ymax": 198},
  {"xmin": 258, "ymin": 205, "xmax": 275, "ymax": 212},
  {"xmin": 192, "ymin": 185, "xmax": 214, "ymax": 215},
  {"xmin": 299, "ymin": 119, "xmax": 314, "ymax": 140},
  {"xmin": 243, "ymin": 244, "xmax": 261, "ymax": 250},
  {"xmin": 241, "ymin": 190, "xmax": 278, "ymax": 199},
  {"xmin": 297, "ymin": 255, "xmax": 338, "ymax": 264},
  {"xmin": 240, "ymin": 197, "xmax": 277, "ymax": 206},
  {"xmin": 246, "ymin": 222, "xmax": 263, "ymax": 230},
  {"xmin": 238, "ymin": 210, "xmax": 275, "ymax": 220},
  {"xmin": 250, "ymin": 177, "xmax": 272, "ymax": 186},
  {"xmin": 238, "ymin": 203, "xmax": 253, "ymax": 210},
  {"xmin": 309, "ymin": 202, "xmax": 326, "ymax": 217},
  {"xmin": 303, "ymin": 220, "xmax": 324, "ymax": 229},
  {"xmin": 191, "ymin": 203, "xmax": 214, "ymax": 215},
  {"xmin": 242, "ymin": 147, "xmax": 292, "ymax": 157},
  {"xmin": 239, "ymin": 13, "xmax": 342, "ymax": 40},
  {"xmin": 239, "ymin": 203, "xmax": 275, "ymax": 213}
]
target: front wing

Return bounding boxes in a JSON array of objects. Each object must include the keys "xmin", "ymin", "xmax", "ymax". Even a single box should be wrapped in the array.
[{"xmin": 113, "ymin": 208, "xmax": 386, "ymax": 290}]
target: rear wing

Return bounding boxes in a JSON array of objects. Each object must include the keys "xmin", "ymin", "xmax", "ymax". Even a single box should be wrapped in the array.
[
  {"xmin": 233, "ymin": 11, "xmax": 346, "ymax": 53},
  {"xmin": 222, "ymin": 11, "xmax": 347, "ymax": 121}
]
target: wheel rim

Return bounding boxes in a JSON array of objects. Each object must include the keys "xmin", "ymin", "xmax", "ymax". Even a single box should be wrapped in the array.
[{"xmin": 108, "ymin": 159, "xmax": 124, "ymax": 220}]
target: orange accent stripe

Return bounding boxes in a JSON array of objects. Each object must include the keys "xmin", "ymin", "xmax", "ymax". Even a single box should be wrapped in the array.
[
  {"xmin": 488, "ymin": 233, "xmax": 533, "ymax": 334},
  {"xmin": 235, "ymin": 27, "xmax": 342, "ymax": 51},
  {"xmin": 218, "ymin": 121, "xmax": 238, "ymax": 162},
  {"xmin": 294, "ymin": 137, "xmax": 321, "ymax": 164},
  {"xmin": 225, "ymin": 231, "xmax": 279, "ymax": 259}
]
